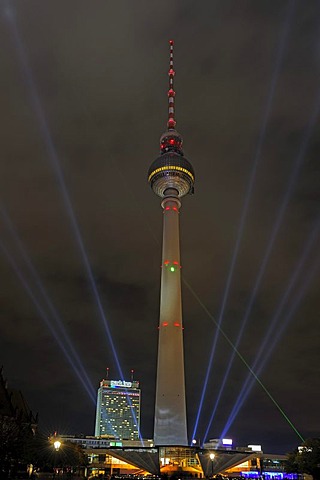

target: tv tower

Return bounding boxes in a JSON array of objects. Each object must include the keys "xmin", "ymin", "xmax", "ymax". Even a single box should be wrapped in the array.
[{"xmin": 148, "ymin": 40, "xmax": 195, "ymax": 446}]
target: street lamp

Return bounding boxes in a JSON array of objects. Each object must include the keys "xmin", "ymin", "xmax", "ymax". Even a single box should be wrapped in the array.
[
  {"xmin": 53, "ymin": 440, "xmax": 61, "ymax": 478},
  {"xmin": 54, "ymin": 440, "xmax": 61, "ymax": 451},
  {"xmin": 209, "ymin": 453, "xmax": 215, "ymax": 478}
]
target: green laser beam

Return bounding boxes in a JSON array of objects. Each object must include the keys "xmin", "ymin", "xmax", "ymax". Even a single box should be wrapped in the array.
[{"xmin": 182, "ymin": 277, "xmax": 304, "ymax": 443}]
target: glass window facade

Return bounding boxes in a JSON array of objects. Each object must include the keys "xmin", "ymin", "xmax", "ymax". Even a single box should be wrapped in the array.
[{"xmin": 95, "ymin": 379, "xmax": 141, "ymax": 440}]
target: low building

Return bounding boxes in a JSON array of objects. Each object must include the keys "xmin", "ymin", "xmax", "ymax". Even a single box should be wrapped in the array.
[{"xmin": 57, "ymin": 434, "xmax": 299, "ymax": 480}]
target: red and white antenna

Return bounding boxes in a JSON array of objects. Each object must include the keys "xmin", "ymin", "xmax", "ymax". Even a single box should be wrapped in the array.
[
  {"xmin": 106, "ymin": 367, "xmax": 109, "ymax": 379},
  {"xmin": 130, "ymin": 369, "xmax": 134, "ymax": 381},
  {"xmin": 167, "ymin": 40, "xmax": 176, "ymax": 130}
]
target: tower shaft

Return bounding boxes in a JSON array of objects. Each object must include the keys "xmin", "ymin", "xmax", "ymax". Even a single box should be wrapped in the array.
[
  {"xmin": 154, "ymin": 194, "xmax": 188, "ymax": 446},
  {"xmin": 149, "ymin": 40, "xmax": 194, "ymax": 447}
]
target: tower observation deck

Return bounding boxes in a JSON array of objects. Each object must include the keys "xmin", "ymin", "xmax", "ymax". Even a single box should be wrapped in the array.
[{"xmin": 148, "ymin": 40, "xmax": 195, "ymax": 446}]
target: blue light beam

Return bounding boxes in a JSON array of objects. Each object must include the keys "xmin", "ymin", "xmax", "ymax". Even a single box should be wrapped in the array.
[
  {"xmin": 225, "ymin": 78, "xmax": 320, "ymax": 380},
  {"xmin": 3, "ymin": 2, "xmax": 142, "ymax": 441},
  {"xmin": 206, "ymin": 214, "xmax": 320, "ymax": 441},
  {"xmin": 0, "ymin": 238, "xmax": 96, "ymax": 404},
  {"xmin": 190, "ymin": 0, "xmax": 296, "ymax": 443},
  {"xmin": 3, "ymin": 0, "xmax": 123, "ymax": 376},
  {"xmin": 183, "ymin": 276, "xmax": 304, "ymax": 445},
  {"xmin": 220, "ymin": 254, "xmax": 318, "ymax": 441},
  {"xmin": 201, "ymin": 57, "xmax": 320, "ymax": 442},
  {"xmin": 220, "ymin": 219, "xmax": 320, "ymax": 442},
  {"xmin": 0, "ymin": 205, "xmax": 96, "ymax": 399}
]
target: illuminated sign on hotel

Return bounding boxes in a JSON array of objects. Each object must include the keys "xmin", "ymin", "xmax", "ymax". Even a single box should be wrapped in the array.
[{"xmin": 110, "ymin": 380, "xmax": 132, "ymax": 388}]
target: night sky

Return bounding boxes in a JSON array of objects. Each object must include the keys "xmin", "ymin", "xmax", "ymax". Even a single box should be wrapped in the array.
[{"xmin": 0, "ymin": 0, "xmax": 319, "ymax": 454}]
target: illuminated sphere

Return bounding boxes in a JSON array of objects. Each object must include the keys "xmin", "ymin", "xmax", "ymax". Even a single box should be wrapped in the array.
[{"xmin": 148, "ymin": 130, "xmax": 195, "ymax": 198}]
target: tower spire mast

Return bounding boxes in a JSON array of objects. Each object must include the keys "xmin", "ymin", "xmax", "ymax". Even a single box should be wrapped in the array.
[
  {"xmin": 148, "ymin": 41, "xmax": 195, "ymax": 446},
  {"xmin": 167, "ymin": 40, "xmax": 176, "ymax": 130}
]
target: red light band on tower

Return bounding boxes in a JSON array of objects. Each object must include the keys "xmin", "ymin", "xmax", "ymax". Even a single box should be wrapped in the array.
[
  {"xmin": 164, "ymin": 205, "xmax": 179, "ymax": 212},
  {"xmin": 162, "ymin": 260, "xmax": 182, "ymax": 269}
]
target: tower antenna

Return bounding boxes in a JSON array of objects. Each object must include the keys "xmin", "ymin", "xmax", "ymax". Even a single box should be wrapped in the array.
[{"xmin": 167, "ymin": 40, "xmax": 176, "ymax": 130}]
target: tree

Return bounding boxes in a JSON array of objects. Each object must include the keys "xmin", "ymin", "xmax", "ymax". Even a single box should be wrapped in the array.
[
  {"xmin": 0, "ymin": 414, "xmax": 35, "ymax": 479},
  {"xmin": 0, "ymin": 368, "xmax": 39, "ymax": 478},
  {"xmin": 286, "ymin": 438, "xmax": 320, "ymax": 480}
]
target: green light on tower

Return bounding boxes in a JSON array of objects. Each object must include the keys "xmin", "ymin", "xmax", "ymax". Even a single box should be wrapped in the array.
[{"xmin": 170, "ymin": 267, "xmax": 175, "ymax": 272}]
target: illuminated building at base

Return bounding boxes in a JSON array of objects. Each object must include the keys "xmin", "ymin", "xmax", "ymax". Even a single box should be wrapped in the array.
[
  {"xmin": 94, "ymin": 378, "xmax": 141, "ymax": 440},
  {"xmin": 59, "ymin": 434, "xmax": 295, "ymax": 480}
]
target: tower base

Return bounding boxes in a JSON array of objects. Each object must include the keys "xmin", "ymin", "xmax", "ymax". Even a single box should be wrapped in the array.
[{"xmin": 159, "ymin": 446, "xmax": 203, "ymax": 477}]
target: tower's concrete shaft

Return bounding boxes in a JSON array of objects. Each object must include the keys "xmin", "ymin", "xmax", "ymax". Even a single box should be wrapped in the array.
[
  {"xmin": 148, "ymin": 40, "xmax": 194, "ymax": 447},
  {"xmin": 154, "ymin": 194, "xmax": 188, "ymax": 446}
]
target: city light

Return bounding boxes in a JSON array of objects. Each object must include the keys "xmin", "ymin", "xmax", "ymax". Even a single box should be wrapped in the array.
[
  {"xmin": 222, "ymin": 438, "xmax": 233, "ymax": 446},
  {"xmin": 248, "ymin": 445, "xmax": 262, "ymax": 452},
  {"xmin": 53, "ymin": 440, "xmax": 61, "ymax": 451},
  {"xmin": 209, "ymin": 453, "xmax": 215, "ymax": 477}
]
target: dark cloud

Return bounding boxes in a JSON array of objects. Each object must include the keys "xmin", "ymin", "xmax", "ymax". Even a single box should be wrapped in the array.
[{"xmin": 0, "ymin": 0, "xmax": 319, "ymax": 454}]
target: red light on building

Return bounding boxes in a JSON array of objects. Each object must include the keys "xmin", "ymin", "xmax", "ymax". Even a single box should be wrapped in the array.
[{"xmin": 168, "ymin": 119, "xmax": 176, "ymax": 127}]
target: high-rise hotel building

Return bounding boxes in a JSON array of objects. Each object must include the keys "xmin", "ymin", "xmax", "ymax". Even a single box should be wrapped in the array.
[{"xmin": 94, "ymin": 379, "xmax": 141, "ymax": 440}]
